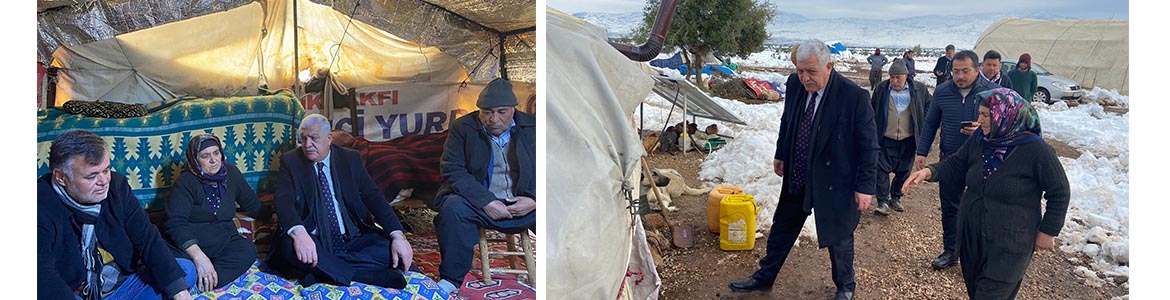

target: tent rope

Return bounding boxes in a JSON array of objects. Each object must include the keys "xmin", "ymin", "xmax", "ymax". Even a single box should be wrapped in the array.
[{"xmin": 326, "ymin": 0, "xmax": 362, "ymax": 75}]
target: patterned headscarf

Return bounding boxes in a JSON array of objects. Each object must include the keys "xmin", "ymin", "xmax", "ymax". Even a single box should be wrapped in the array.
[
  {"xmin": 975, "ymin": 88, "xmax": 1043, "ymax": 177},
  {"xmin": 186, "ymin": 133, "xmax": 228, "ymax": 214}
]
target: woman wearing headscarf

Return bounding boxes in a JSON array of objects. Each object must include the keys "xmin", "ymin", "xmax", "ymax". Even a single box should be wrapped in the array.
[
  {"xmin": 165, "ymin": 133, "xmax": 263, "ymax": 292},
  {"xmin": 902, "ymin": 88, "xmax": 1069, "ymax": 299}
]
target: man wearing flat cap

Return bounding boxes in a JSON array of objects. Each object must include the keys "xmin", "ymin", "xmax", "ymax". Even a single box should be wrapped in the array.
[
  {"xmin": 433, "ymin": 78, "xmax": 536, "ymax": 294},
  {"xmin": 870, "ymin": 59, "xmax": 930, "ymax": 216}
]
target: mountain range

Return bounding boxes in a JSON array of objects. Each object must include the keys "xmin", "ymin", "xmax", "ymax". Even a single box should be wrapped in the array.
[{"xmin": 572, "ymin": 10, "xmax": 1076, "ymax": 49}]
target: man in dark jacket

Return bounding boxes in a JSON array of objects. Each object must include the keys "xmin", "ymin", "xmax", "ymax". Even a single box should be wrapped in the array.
[
  {"xmin": 933, "ymin": 44, "xmax": 955, "ymax": 86},
  {"xmin": 434, "ymin": 78, "xmax": 536, "ymax": 295},
  {"xmin": 979, "ymin": 50, "xmax": 1013, "ymax": 89},
  {"xmin": 870, "ymin": 59, "xmax": 930, "ymax": 215},
  {"xmin": 269, "ymin": 113, "xmax": 414, "ymax": 289},
  {"xmin": 38, "ymin": 130, "xmax": 196, "ymax": 300},
  {"xmin": 903, "ymin": 50, "xmax": 917, "ymax": 81},
  {"xmin": 729, "ymin": 39, "xmax": 878, "ymax": 300},
  {"xmin": 915, "ymin": 50, "xmax": 999, "ymax": 271}
]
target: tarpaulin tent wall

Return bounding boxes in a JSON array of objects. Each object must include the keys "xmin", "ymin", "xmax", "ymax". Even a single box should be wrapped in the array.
[
  {"xmin": 39, "ymin": 0, "xmax": 535, "ymax": 137},
  {"xmin": 548, "ymin": 8, "xmax": 662, "ymax": 300},
  {"xmin": 973, "ymin": 17, "xmax": 1128, "ymax": 94}
]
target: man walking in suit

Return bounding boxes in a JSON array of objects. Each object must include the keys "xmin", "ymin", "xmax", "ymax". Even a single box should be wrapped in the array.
[
  {"xmin": 268, "ymin": 113, "xmax": 414, "ymax": 289},
  {"xmin": 729, "ymin": 39, "xmax": 879, "ymax": 300}
]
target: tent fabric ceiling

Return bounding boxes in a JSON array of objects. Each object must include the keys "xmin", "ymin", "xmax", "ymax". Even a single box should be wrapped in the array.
[
  {"xmin": 37, "ymin": 0, "xmax": 535, "ymax": 83},
  {"xmin": 420, "ymin": 0, "xmax": 536, "ymax": 33}
]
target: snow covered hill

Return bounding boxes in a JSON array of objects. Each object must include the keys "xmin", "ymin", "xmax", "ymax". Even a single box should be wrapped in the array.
[{"xmin": 574, "ymin": 10, "xmax": 1072, "ymax": 49}]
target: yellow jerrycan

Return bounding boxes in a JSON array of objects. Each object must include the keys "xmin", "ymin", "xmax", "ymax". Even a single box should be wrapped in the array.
[
  {"xmin": 707, "ymin": 185, "xmax": 745, "ymax": 233},
  {"xmin": 720, "ymin": 194, "xmax": 758, "ymax": 251}
]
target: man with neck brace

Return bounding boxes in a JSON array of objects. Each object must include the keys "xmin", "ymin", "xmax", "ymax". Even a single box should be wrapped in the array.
[{"xmin": 433, "ymin": 78, "xmax": 536, "ymax": 295}]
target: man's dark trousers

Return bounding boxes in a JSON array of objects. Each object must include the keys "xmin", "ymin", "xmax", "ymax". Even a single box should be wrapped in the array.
[
  {"xmin": 876, "ymin": 137, "xmax": 916, "ymax": 204},
  {"xmin": 434, "ymin": 194, "xmax": 536, "ymax": 286},
  {"xmin": 750, "ymin": 188, "xmax": 856, "ymax": 293},
  {"xmin": 939, "ymin": 151, "xmax": 964, "ymax": 255}
]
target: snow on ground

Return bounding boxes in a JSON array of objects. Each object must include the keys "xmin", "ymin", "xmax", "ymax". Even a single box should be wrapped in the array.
[
  {"xmin": 1083, "ymin": 87, "xmax": 1130, "ymax": 107},
  {"xmin": 1057, "ymin": 151, "xmax": 1130, "ymax": 286},
  {"xmin": 1035, "ymin": 102, "xmax": 1129, "ymax": 158},
  {"xmin": 635, "ymin": 66, "xmax": 1131, "ymax": 287}
]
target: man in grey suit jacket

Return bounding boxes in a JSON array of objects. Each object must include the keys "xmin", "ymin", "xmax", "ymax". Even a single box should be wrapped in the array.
[{"xmin": 729, "ymin": 39, "xmax": 879, "ymax": 300}]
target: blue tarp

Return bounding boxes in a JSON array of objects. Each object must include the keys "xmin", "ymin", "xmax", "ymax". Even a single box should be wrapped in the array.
[
  {"xmin": 678, "ymin": 64, "xmax": 735, "ymax": 76},
  {"xmin": 828, "ymin": 42, "xmax": 847, "ymax": 54},
  {"xmin": 650, "ymin": 52, "xmax": 685, "ymax": 69}
]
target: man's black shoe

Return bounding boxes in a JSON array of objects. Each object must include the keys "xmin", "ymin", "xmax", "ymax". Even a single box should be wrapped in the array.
[
  {"xmin": 931, "ymin": 252, "xmax": 959, "ymax": 270},
  {"xmin": 832, "ymin": 291, "xmax": 855, "ymax": 300},
  {"xmin": 890, "ymin": 197, "xmax": 905, "ymax": 212},
  {"xmin": 729, "ymin": 277, "xmax": 772, "ymax": 292},
  {"xmin": 874, "ymin": 202, "xmax": 890, "ymax": 215}
]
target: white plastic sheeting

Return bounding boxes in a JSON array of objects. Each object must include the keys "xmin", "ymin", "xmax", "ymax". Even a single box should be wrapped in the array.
[
  {"xmin": 49, "ymin": 0, "xmax": 468, "ymax": 105},
  {"xmin": 974, "ymin": 18, "xmax": 1129, "ymax": 94},
  {"xmin": 547, "ymin": 8, "xmax": 660, "ymax": 300}
]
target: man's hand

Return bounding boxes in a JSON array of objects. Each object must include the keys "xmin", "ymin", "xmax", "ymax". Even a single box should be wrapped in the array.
[
  {"xmin": 914, "ymin": 155, "xmax": 927, "ymax": 171},
  {"xmin": 854, "ymin": 192, "xmax": 872, "ymax": 211},
  {"xmin": 290, "ymin": 227, "xmax": 318, "ymax": 267},
  {"xmin": 507, "ymin": 196, "xmax": 536, "ymax": 217},
  {"xmin": 773, "ymin": 159, "xmax": 785, "ymax": 177},
  {"xmin": 902, "ymin": 168, "xmax": 933, "ymax": 194},
  {"xmin": 173, "ymin": 290, "xmax": 193, "ymax": 300},
  {"xmin": 389, "ymin": 231, "xmax": 414, "ymax": 272},
  {"xmin": 960, "ymin": 122, "xmax": 981, "ymax": 136},
  {"xmin": 189, "ymin": 248, "xmax": 218, "ymax": 292},
  {"xmin": 1035, "ymin": 232, "xmax": 1056, "ymax": 252},
  {"xmin": 483, "ymin": 200, "xmax": 512, "ymax": 220}
]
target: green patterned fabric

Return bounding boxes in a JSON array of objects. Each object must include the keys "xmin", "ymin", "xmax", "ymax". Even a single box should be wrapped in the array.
[{"xmin": 37, "ymin": 90, "xmax": 305, "ymax": 210}]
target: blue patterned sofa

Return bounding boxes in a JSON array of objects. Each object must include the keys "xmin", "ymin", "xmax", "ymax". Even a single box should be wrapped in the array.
[{"xmin": 36, "ymin": 90, "xmax": 305, "ymax": 210}]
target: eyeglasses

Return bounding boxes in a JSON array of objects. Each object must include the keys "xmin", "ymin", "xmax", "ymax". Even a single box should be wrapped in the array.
[{"xmin": 951, "ymin": 68, "xmax": 975, "ymax": 75}]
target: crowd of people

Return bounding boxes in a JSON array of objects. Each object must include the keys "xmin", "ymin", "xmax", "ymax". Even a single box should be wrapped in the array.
[
  {"xmin": 38, "ymin": 78, "xmax": 535, "ymax": 299},
  {"xmin": 728, "ymin": 39, "xmax": 1069, "ymax": 300}
]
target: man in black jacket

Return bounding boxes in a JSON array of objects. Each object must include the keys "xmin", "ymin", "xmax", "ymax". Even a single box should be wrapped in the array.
[
  {"xmin": 38, "ymin": 129, "xmax": 196, "ymax": 300},
  {"xmin": 434, "ymin": 78, "xmax": 536, "ymax": 295},
  {"xmin": 729, "ymin": 39, "xmax": 878, "ymax": 300},
  {"xmin": 871, "ymin": 59, "xmax": 931, "ymax": 215},
  {"xmin": 933, "ymin": 44, "xmax": 956, "ymax": 86}
]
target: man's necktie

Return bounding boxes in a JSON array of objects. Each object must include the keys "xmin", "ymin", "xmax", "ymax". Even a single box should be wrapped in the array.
[
  {"xmin": 791, "ymin": 92, "xmax": 818, "ymax": 188},
  {"xmin": 316, "ymin": 162, "xmax": 345, "ymax": 253}
]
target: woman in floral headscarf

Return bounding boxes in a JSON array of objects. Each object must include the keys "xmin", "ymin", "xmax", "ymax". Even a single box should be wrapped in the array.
[
  {"xmin": 164, "ymin": 133, "xmax": 264, "ymax": 293},
  {"xmin": 902, "ymin": 88, "xmax": 1070, "ymax": 299}
]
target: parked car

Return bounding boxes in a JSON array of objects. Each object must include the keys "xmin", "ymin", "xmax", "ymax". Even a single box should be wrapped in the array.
[{"xmin": 1000, "ymin": 59, "xmax": 1084, "ymax": 104}]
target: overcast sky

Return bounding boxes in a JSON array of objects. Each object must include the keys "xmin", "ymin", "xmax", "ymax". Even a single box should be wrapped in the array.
[{"xmin": 547, "ymin": 0, "xmax": 1129, "ymax": 20}]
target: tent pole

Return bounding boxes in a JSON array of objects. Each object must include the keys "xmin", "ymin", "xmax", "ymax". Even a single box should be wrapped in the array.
[
  {"xmin": 682, "ymin": 84, "xmax": 689, "ymax": 153},
  {"xmin": 293, "ymin": 0, "xmax": 301, "ymax": 97},
  {"xmin": 499, "ymin": 33, "xmax": 508, "ymax": 80}
]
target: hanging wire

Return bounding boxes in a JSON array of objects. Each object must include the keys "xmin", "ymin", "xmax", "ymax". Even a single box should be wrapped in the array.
[{"xmin": 327, "ymin": 0, "xmax": 362, "ymax": 74}]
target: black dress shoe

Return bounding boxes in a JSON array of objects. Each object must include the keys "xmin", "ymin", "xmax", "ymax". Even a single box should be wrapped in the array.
[
  {"xmin": 874, "ymin": 202, "xmax": 890, "ymax": 215},
  {"xmin": 832, "ymin": 291, "xmax": 855, "ymax": 300},
  {"xmin": 931, "ymin": 252, "xmax": 958, "ymax": 270},
  {"xmin": 729, "ymin": 277, "xmax": 772, "ymax": 292},
  {"xmin": 890, "ymin": 197, "xmax": 905, "ymax": 212}
]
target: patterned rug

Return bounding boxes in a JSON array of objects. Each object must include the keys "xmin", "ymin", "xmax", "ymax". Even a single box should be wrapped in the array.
[{"xmin": 410, "ymin": 231, "xmax": 536, "ymax": 299}]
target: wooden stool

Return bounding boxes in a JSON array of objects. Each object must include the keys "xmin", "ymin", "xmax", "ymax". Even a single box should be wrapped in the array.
[{"xmin": 477, "ymin": 228, "xmax": 535, "ymax": 286}]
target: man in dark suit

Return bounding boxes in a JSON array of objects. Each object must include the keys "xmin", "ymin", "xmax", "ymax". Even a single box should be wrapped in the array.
[
  {"xmin": 729, "ymin": 39, "xmax": 879, "ymax": 300},
  {"xmin": 268, "ymin": 113, "xmax": 413, "ymax": 289},
  {"xmin": 433, "ymin": 78, "xmax": 536, "ymax": 295}
]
